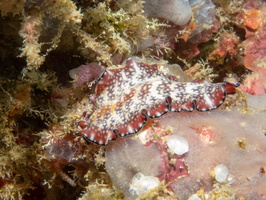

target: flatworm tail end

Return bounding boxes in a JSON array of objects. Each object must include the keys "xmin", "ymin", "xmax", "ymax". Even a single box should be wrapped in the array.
[
  {"xmin": 170, "ymin": 81, "xmax": 240, "ymax": 112},
  {"xmin": 193, "ymin": 81, "xmax": 240, "ymax": 112}
]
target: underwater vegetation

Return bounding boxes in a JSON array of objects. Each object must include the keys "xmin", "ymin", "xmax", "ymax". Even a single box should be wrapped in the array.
[{"xmin": 0, "ymin": 0, "xmax": 266, "ymax": 199}]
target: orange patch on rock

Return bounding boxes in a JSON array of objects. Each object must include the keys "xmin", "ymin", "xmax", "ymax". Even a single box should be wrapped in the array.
[
  {"xmin": 243, "ymin": 9, "xmax": 262, "ymax": 30},
  {"xmin": 192, "ymin": 126, "xmax": 215, "ymax": 143},
  {"xmin": 178, "ymin": 20, "xmax": 197, "ymax": 42}
]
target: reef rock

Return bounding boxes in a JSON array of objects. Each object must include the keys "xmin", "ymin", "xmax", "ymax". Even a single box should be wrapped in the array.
[{"xmin": 105, "ymin": 109, "xmax": 266, "ymax": 199}]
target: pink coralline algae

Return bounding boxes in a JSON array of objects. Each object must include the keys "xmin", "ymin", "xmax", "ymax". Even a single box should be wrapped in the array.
[
  {"xmin": 241, "ymin": 73, "xmax": 266, "ymax": 95},
  {"xmin": 239, "ymin": 1, "xmax": 266, "ymax": 95},
  {"xmin": 243, "ymin": 25, "xmax": 266, "ymax": 71},
  {"xmin": 75, "ymin": 58, "xmax": 239, "ymax": 145},
  {"xmin": 208, "ymin": 32, "xmax": 239, "ymax": 62}
]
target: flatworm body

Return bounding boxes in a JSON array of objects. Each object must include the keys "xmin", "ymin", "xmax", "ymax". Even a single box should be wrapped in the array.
[{"xmin": 76, "ymin": 58, "xmax": 239, "ymax": 145}]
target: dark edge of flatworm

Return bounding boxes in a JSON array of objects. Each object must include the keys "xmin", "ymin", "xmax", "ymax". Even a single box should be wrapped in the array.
[
  {"xmin": 143, "ymin": 96, "xmax": 172, "ymax": 119},
  {"xmin": 95, "ymin": 69, "xmax": 107, "ymax": 83},
  {"xmin": 82, "ymin": 132, "xmax": 118, "ymax": 146},
  {"xmin": 82, "ymin": 134, "xmax": 93, "ymax": 145},
  {"xmin": 117, "ymin": 96, "xmax": 172, "ymax": 137},
  {"xmin": 118, "ymin": 115, "xmax": 148, "ymax": 138}
]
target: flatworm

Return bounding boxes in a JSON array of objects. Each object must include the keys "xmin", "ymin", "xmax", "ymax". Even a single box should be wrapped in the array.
[{"xmin": 76, "ymin": 58, "xmax": 239, "ymax": 145}]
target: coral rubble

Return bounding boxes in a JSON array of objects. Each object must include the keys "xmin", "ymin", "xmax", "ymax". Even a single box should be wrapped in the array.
[{"xmin": 0, "ymin": 0, "xmax": 266, "ymax": 199}]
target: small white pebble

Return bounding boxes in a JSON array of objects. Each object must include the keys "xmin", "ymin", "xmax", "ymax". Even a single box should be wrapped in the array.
[
  {"xmin": 214, "ymin": 164, "xmax": 229, "ymax": 183},
  {"xmin": 227, "ymin": 174, "xmax": 235, "ymax": 185},
  {"xmin": 188, "ymin": 194, "xmax": 201, "ymax": 200},
  {"xmin": 167, "ymin": 135, "xmax": 189, "ymax": 155},
  {"xmin": 129, "ymin": 172, "xmax": 160, "ymax": 196}
]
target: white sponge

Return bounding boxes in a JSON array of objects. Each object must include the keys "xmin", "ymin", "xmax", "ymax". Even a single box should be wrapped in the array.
[
  {"xmin": 167, "ymin": 135, "xmax": 189, "ymax": 155},
  {"xmin": 143, "ymin": 0, "xmax": 192, "ymax": 26},
  {"xmin": 129, "ymin": 173, "xmax": 160, "ymax": 196},
  {"xmin": 214, "ymin": 164, "xmax": 229, "ymax": 183}
]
